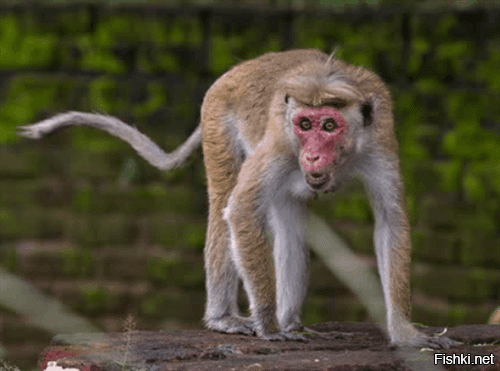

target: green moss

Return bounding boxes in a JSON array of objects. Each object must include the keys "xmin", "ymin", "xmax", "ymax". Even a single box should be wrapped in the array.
[
  {"xmin": 447, "ymin": 305, "xmax": 468, "ymax": 325},
  {"xmin": 139, "ymin": 292, "xmax": 182, "ymax": 319},
  {"xmin": 95, "ymin": 214, "xmax": 131, "ymax": 245},
  {"xmin": 61, "ymin": 248, "xmax": 94, "ymax": 277},
  {"xmin": 334, "ymin": 193, "xmax": 372, "ymax": 222},
  {"xmin": 0, "ymin": 246, "xmax": 18, "ymax": 272},
  {"xmin": 0, "ymin": 207, "xmax": 46, "ymax": 239},
  {"xmin": 434, "ymin": 160, "xmax": 463, "ymax": 193},
  {"xmin": 72, "ymin": 184, "xmax": 93, "ymax": 212},
  {"xmin": 463, "ymin": 171, "xmax": 487, "ymax": 202},
  {"xmin": 147, "ymin": 253, "xmax": 183, "ymax": 284},
  {"xmin": 337, "ymin": 225, "xmax": 374, "ymax": 254},
  {"xmin": 78, "ymin": 285, "xmax": 121, "ymax": 315},
  {"xmin": 0, "ymin": 15, "xmax": 57, "ymax": 69},
  {"xmin": 183, "ymin": 223, "xmax": 206, "ymax": 251},
  {"xmin": 132, "ymin": 83, "xmax": 168, "ymax": 117}
]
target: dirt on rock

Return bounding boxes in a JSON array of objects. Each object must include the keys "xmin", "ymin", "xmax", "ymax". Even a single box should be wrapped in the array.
[{"xmin": 40, "ymin": 322, "xmax": 500, "ymax": 371}]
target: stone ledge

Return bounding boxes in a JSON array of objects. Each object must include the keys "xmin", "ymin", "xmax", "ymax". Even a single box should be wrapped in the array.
[{"xmin": 39, "ymin": 322, "xmax": 500, "ymax": 371}]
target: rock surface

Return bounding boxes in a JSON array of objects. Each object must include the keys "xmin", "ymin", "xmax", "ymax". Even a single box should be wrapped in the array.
[{"xmin": 40, "ymin": 322, "xmax": 500, "ymax": 371}]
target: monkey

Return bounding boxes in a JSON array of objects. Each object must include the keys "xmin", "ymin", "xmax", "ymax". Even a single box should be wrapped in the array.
[
  {"xmin": 17, "ymin": 49, "xmax": 460, "ymax": 348},
  {"xmin": 489, "ymin": 307, "xmax": 500, "ymax": 324}
]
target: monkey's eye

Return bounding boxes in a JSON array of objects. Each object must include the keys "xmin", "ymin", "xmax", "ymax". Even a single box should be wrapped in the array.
[
  {"xmin": 322, "ymin": 118, "xmax": 338, "ymax": 132},
  {"xmin": 299, "ymin": 118, "xmax": 312, "ymax": 131}
]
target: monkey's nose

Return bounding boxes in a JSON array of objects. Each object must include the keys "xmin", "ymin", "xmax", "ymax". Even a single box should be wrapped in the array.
[{"xmin": 305, "ymin": 155, "xmax": 320, "ymax": 164}]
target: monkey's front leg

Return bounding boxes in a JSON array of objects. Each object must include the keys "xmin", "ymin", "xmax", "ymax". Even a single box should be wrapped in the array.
[
  {"xmin": 224, "ymin": 156, "xmax": 307, "ymax": 341},
  {"xmin": 268, "ymin": 194, "xmax": 309, "ymax": 332},
  {"xmin": 365, "ymin": 158, "xmax": 460, "ymax": 349}
]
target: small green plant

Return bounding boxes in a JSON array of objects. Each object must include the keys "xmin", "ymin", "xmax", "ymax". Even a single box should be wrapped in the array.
[{"xmin": 118, "ymin": 314, "xmax": 137, "ymax": 370}]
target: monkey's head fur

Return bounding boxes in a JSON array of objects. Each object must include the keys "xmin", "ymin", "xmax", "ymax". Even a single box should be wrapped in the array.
[{"xmin": 277, "ymin": 58, "xmax": 377, "ymax": 193}]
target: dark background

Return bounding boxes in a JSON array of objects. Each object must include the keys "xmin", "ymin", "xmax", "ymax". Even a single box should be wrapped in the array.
[{"xmin": 0, "ymin": 1, "xmax": 499, "ymax": 369}]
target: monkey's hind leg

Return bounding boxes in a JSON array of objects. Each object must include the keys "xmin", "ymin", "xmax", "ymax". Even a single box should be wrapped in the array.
[
  {"xmin": 202, "ymin": 120, "xmax": 255, "ymax": 337},
  {"xmin": 203, "ymin": 202, "xmax": 255, "ymax": 336}
]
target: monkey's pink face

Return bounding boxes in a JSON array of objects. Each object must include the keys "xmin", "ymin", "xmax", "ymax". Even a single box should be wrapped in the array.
[{"xmin": 293, "ymin": 107, "xmax": 348, "ymax": 191}]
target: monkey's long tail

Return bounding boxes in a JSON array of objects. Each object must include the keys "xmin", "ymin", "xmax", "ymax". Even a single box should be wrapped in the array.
[{"xmin": 17, "ymin": 111, "xmax": 202, "ymax": 171}]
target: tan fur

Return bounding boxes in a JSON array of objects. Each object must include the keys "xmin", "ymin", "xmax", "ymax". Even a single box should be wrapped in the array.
[
  {"xmin": 18, "ymin": 49, "xmax": 459, "ymax": 347},
  {"xmin": 489, "ymin": 307, "xmax": 500, "ymax": 324}
]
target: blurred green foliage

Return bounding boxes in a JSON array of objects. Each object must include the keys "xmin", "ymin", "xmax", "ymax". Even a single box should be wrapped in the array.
[
  {"xmin": 0, "ymin": 15, "xmax": 57, "ymax": 69},
  {"xmin": 0, "ymin": 3, "xmax": 497, "ymax": 225},
  {"xmin": 0, "ymin": 5, "xmax": 499, "ymax": 225}
]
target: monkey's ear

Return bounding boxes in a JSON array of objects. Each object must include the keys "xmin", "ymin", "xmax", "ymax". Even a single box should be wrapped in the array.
[{"xmin": 362, "ymin": 100, "xmax": 373, "ymax": 127}]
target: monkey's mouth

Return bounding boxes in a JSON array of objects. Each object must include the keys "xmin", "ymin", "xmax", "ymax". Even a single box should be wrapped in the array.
[{"xmin": 305, "ymin": 171, "xmax": 336, "ymax": 192}]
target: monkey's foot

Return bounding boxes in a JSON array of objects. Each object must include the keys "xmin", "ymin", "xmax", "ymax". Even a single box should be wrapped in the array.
[
  {"xmin": 260, "ymin": 330, "xmax": 308, "ymax": 342},
  {"xmin": 304, "ymin": 327, "xmax": 354, "ymax": 339},
  {"xmin": 281, "ymin": 321, "xmax": 305, "ymax": 332},
  {"xmin": 282, "ymin": 322, "xmax": 352, "ymax": 339},
  {"xmin": 396, "ymin": 330, "xmax": 462, "ymax": 349},
  {"xmin": 205, "ymin": 315, "xmax": 255, "ymax": 336}
]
